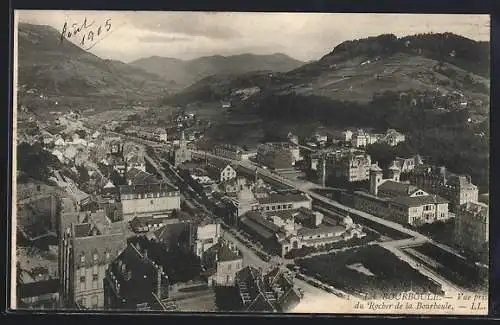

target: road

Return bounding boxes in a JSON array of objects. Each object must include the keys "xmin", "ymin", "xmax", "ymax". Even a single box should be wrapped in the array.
[
  {"xmin": 189, "ymin": 149, "xmax": 469, "ymax": 293},
  {"xmin": 379, "ymin": 242, "xmax": 463, "ymax": 296},
  {"xmin": 221, "ymin": 230, "xmax": 333, "ymax": 299}
]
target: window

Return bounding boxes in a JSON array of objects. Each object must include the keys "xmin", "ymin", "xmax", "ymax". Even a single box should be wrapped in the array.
[
  {"xmin": 228, "ymin": 264, "xmax": 232, "ymax": 271},
  {"xmin": 91, "ymin": 295, "xmax": 98, "ymax": 309},
  {"xmin": 80, "ymin": 276, "xmax": 86, "ymax": 291},
  {"xmin": 93, "ymin": 253, "xmax": 98, "ymax": 263},
  {"xmin": 80, "ymin": 255, "xmax": 86, "ymax": 266},
  {"xmin": 92, "ymin": 273, "xmax": 99, "ymax": 289},
  {"xmin": 150, "ymin": 200, "xmax": 154, "ymax": 205}
]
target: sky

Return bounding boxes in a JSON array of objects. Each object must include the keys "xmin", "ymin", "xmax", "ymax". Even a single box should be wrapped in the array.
[{"xmin": 17, "ymin": 11, "xmax": 490, "ymax": 63}]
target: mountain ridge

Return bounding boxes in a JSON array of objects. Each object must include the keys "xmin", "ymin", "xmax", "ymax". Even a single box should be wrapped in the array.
[
  {"xmin": 163, "ymin": 32, "xmax": 490, "ymax": 107},
  {"xmin": 17, "ymin": 23, "xmax": 178, "ymax": 110},
  {"xmin": 129, "ymin": 52, "xmax": 304, "ymax": 89}
]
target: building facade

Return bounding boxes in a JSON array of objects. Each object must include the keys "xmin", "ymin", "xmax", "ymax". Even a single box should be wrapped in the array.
[
  {"xmin": 206, "ymin": 161, "xmax": 237, "ymax": 183},
  {"xmin": 59, "ymin": 209, "xmax": 128, "ymax": 310},
  {"xmin": 408, "ymin": 165, "xmax": 479, "ymax": 212},
  {"xmin": 318, "ymin": 150, "xmax": 372, "ymax": 183},
  {"xmin": 213, "ymin": 144, "xmax": 244, "ymax": 161},
  {"xmin": 174, "ymin": 132, "xmax": 192, "ymax": 166},
  {"xmin": 455, "ymin": 201, "xmax": 489, "ymax": 254},
  {"xmin": 118, "ymin": 183, "xmax": 181, "ymax": 222},
  {"xmin": 203, "ymin": 240, "xmax": 243, "ymax": 287},
  {"xmin": 255, "ymin": 193, "xmax": 312, "ymax": 213},
  {"xmin": 352, "ymin": 164, "xmax": 449, "ymax": 226}
]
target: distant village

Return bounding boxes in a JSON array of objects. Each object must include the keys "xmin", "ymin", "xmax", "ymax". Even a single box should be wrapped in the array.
[{"xmin": 16, "ymin": 101, "xmax": 489, "ymax": 312}]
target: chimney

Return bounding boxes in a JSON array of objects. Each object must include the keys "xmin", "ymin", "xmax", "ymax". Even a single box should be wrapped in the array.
[
  {"xmin": 157, "ymin": 265, "xmax": 163, "ymax": 300},
  {"xmin": 143, "ymin": 249, "xmax": 148, "ymax": 259}
]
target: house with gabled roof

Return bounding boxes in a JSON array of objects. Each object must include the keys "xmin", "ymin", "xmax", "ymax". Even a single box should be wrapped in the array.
[
  {"xmin": 205, "ymin": 160, "xmax": 237, "ymax": 183},
  {"xmin": 352, "ymin": 162, "xmax": 449, "ymax": 226},
  {"xmin": 59, "ymin": 209, "xmax": 130, "ymax": 310},
  {"xmin": 202, "ymin": 239, "xmax": 243, "ymax": 287},
  {"xmin": 235, "ymin": 266, "xmax": 301, "ymax": 312}
]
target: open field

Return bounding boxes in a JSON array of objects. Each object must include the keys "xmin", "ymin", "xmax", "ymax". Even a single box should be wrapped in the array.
[
  {"xmin": 413, "ymin": 243, "xmax": 488, "ymax": 292},
  {"xmin": 296, "ymin": 245, "xmax": 443, "ymax": 297}
]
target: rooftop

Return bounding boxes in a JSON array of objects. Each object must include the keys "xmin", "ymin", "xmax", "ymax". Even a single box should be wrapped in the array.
[
  {"xmin": 265, "ymin": 210, "xmax": 295, "ymax": 221},
  {"xmin": 378, "ymin": 180, "xmax": 419, "ymax": 197},
  {"xmin": 240, "ymin": 211, "xmax": 282, "ymax": 239},
  {"xmin": 119, "ymin": 183, "xmax": 179, "ymax": 196},
  {"xmin": 127, "ymin": 168, "xmax": 158, "ymax": 185},
  {"xmin": 18, "ymin": 278, "xmax": 59, "ymax": 298},
  {"xmin": 206, "ymin": 241, "xmax": 242, "ymax": 262},
  {"xmin": 391, "ymin": 194, "xmax": 448, "ymax": 207},
  {"xmin": 257, "ymin": 193, "xmax": 310, "ymax": 205},
  {"xmin": 73, "ymin": 231, "xmax": 128, "ymax": 267},
  {"xmin": 297, "ymin": 224, "xmax": 346, "ymax": 237}
]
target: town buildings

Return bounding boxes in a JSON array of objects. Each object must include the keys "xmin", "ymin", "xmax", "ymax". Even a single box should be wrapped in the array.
[
  {"xmin": 202, "ymin": 240, "xmax": 244, "ymax": 287},
  {"xmin": 256, "ymin": 142, "xmax": 300, "ymax": 170},
  {"xmin": 103, "ymin": 240, "xmax": 175, "ymax": 311},
  {"xmin": 316, "ymin": 149, "xmax": 372, "ymax": 183},
  {"xmin": 454, "ymin": 201, "xmax": 489, "ymax": 254},
  {"xmin": 206, "ymin": 161, "xmax": 237, "ymax": 183},
  {"xmin": 104, "ymin": 235, "xmax": 216, "ymax": 311},
  {"xmin": 255, "ymin": 192, "xmax": 312, "ymax": 213},
  {"xmin": 344, "ymin": 129, "xmax": 405, "ymax": 148},
  {"xmin": 350, "ymin": 129, "xmax": 372, "ymax": 148},
  {"xmin": 235, "ymin": 266, "xmax": 302, "ymax": 312},
  {"xmin": 174, "ymin": 132, "xmax": 192, "ymax": 166},
  {"xmin": 118, "ymin": 182, "xmax": 181, "ymax": 222},
  {"xmin": 384, "ymin": 129, "xmax": 406, "ymax": 146},
  {"xmin": 190, "ymin": 219, "xmax": 223, "ymax": 258},
  {"xmin": 351, "ymin": 163, "xmax": 449, "ymax": 226},
  {"xmin": 237, "ymin": 204, "xmax": 364, "ymax": 257},
  {"xmin": 392, "ymin": 155, "xmax": 424, "ymax": 173},
  {"xmin": 408, "ymin": 165, "xmax": 479, "ymax": 212},
  {"xmin": 126, "ymin": 154, "xmax": 146, "ymax": 173},
  {"xmin": 17, "ymin": 279, "xmax": 60, "ymax": 309},
  {"xmin": 125, "ymin": 126, "xmax": 168, "ymax": 143},
  {"xmin": 59, "ymin": 208, "xmax": 129, "ymax": 309},
  {"xmin": 213, "ymin": 144, "xmax": 244, "ymax": 161}
]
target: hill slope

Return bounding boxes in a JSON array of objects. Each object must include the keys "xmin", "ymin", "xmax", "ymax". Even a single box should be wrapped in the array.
[
  {"xmin": 164, "ymin": 33, "xmax": 489, "ymax": 106},
  {"xmin": 17, "ymin": 23, "xmax": 177, "ymax": 108},
  {"xmin": 130, "ymin": 53, "xmax": 304, "ymax": 89}
]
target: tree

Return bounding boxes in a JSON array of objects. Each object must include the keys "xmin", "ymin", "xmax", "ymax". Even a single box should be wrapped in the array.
[
  {"xmin": 75, "ymin": 129, "xmax": 87, "ymax": 139},
  {"xmin": 76, "ymin": 164, "xmax": 89, "ymax": 185}
]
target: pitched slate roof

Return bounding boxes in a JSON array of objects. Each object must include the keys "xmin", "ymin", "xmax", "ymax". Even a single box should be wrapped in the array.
[
  {"xmin": 297, "ymin": 224, "xmax": 346, "ymax": 237},
  {"xmin": 378, "ymin": 180, "xmax": 419, "ymax": 196},
  {"xmin": 391, "ymin": 194, "xmax": 448, "ymax": 208},
  {"xmin": 74, "ymin": 223, "xmax": 93, "ymax": 238},
  {"xmin": 153, "ymin": 222, "xmax": 190, "ymax": 246},
  {"xmin": 257, "ymin": 193, "xmax": 310, "ymax": 205},
  {"xmin": 109, "ymin": 243, "xmax": 159, "ymax": 307},
  {"xmin": 264, "ymin": 210, "xmax": 295, "ymax": 221},
  {"xmin": 18, "ymin": 278, "xmax": 59, "ymax": 298},
  {"xmin": 119, "ymin": 182, "xmax": 178, "ymax": 195},
  {"xmin": 240, "ymin": 211, "xmax": 282, "ymax": 239},
  {"xmin": 127, "ymin": 168, "xmax": 158, "ymax": 185},
  {"xmin": 205, "ymin": 241, "xmax": 242, "ymax": 262},
  {"xmin": 73, "ymin": 231, "xmax": 128, "ymax": 268}
]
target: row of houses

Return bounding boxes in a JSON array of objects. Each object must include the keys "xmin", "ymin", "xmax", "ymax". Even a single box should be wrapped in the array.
[
  {"xmin": 342, "ymin": 128, "xmax": 406, "ymax": 148},
  {"xmin": 123, "ymin": 126, "xmax": 168, "ymax": 143}
]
